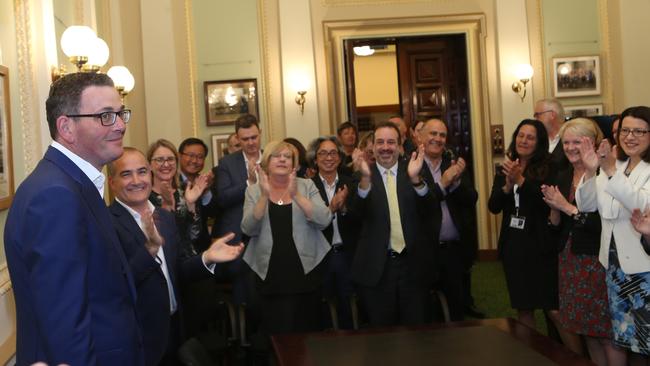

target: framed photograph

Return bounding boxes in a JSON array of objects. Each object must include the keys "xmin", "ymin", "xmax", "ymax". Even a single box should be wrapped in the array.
[
  {"xmin": 565, "ymin": 104, "xmax": 604, "ymax": 119},
  {"xmin": 0, "ymin": 65, "xmax": 14, "ymax": 210},
  {"xmin": 552, "ymin": 55, "xmax": 601, "ymax": 97},
  {"xmin": 211, "ymin": 133, "xmax": 232, "ymax": 167},
  {"xmin": 204, "ymin": 78, "xmax": 258, "ymax": 126}
]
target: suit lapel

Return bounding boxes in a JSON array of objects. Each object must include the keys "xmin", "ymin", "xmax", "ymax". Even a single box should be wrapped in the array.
[
  {"xmin": 312, "ymin": 176, "xmax": 330, "ymax": 205},
  {"xmin": 110, "ymin": 202, "xmax": 148, "ymax": 250},
  {"xmin": 45, "ymin": 147, "xmax": 139, "ymax": 304}
]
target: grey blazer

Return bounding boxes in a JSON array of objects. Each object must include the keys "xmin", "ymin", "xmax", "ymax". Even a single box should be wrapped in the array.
[{"xmin": 241, "ymin": 178, "xmax": 333, "ymax": 280}]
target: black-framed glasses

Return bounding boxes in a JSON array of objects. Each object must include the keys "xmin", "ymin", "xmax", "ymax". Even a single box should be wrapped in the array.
[
  {"xmin": 533, "ymin": 110, "xmax": 552, "ymax": 119},
  {"xmin": 181, "ymin": 152, "xmax": 205, "ymax": 161},
  {"xmin": 619, "ymin": 127, "xmax": 650, "ymax": 137},
  {"xmin": 67, "ymin": 109, "xmax": 131, "ymax": 126}
]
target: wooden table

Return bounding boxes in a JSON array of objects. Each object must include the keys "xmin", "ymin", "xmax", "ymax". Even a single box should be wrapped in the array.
[{"xmin": 271, "ymin": 318, "xmax": 595, "ymax": 366}]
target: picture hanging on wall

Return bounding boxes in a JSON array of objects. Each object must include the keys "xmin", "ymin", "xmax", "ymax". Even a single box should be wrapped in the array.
[
  {"xmin": 565, "ymin": 104, "xmax": 604, "ymax": 119},
  {"xmin": 211, "ymin": 133, "xmax": 231, "ymax": 167},
  {"xmin": 0, "ymin": 65, "xmax": 14, "ymax": 210},
  {"xmin": 204, "ymin": 78, "xmax": 259, "ymax": 126},
  {"xmin": 552, "ymin": 55, "xmax": 601, "ymax": 97}
]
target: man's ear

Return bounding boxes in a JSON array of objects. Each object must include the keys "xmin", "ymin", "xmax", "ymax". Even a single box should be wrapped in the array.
[{"xmin": 56, "ymin": 116, "xmax": 75, "ymax": 144}]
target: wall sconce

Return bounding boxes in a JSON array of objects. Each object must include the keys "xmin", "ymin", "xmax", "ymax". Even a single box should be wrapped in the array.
[
  {"xmin": 511, "ymin": 63, "xmax": 534, "ymax": 102},
  {"xmin": 107, "ymin": 66, "xmax": 135, "ymax": 103},
  {"xmin": 295, "ymin": 91, "xmax": 307, "ymax": 115}
]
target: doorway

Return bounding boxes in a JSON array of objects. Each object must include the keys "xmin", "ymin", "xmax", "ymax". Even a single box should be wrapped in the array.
[{"xmin": 345, "ymin": 34, "xmax": 473, "ymax": 180}]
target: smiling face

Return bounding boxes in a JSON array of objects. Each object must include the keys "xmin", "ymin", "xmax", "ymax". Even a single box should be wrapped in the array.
[
  {"xmin": 515, "ymin": 124, "xmax": 538, "ymax": 160},
  {"xmin": 373, "ymin": 126, "xmax": 400, "ymax": 168},
  {"xmin": 66, "ymin": 86, "xmax": 127, "ymax": 169},
  {"xmin": 179, "ymin": 143, "xmax": 206, "ymax": 177},
  {"xmin": 619, "ymin": 116, "xmax": 650, "ymax": 159},
  {"xmin": 109, "ymin": 150, "xmax": 152, "ymax": 210},
  {"xmin": 562, "ymin": 130, "xmax": 592, "ymax": 165},
  {"xmin": 150, "ymin": 146, "xmax": 177, "ymax": 183},
  {"xmin": 339, "ymin": 127, "xmax": 357, "ymax": 149},
  {"xmin": 421, "ymin": 119, "xmax": 447, "ymax": 160},
  {"xmin": 315, "ymin": 140, "xmax": 341, "ymax": 175}
]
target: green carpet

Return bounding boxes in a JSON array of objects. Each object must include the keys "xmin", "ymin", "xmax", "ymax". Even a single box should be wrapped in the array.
[{"xmin": 471, "ymin": 260, "xmax": 548, "ymax": 335}]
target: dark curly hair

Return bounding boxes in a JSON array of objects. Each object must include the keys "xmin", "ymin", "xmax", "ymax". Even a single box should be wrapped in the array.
[{"xmin": 506, "ymin": 119, "xmax": 550, "ymax": 180}]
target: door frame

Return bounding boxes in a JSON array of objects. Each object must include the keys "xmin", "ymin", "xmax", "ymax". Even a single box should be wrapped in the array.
[{"xmin": 323, "ymin": 14, "xmax": 498, "ymax": 250}]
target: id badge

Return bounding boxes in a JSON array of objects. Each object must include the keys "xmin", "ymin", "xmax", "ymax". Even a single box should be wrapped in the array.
[{"xmin": 509, "ymin": 215, "xmax": 526, "ymax": 230}]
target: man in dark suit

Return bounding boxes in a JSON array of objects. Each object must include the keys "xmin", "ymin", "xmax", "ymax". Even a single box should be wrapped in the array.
[
  {"xmin": 212, "ymin": 114, "xmax": 262, "ymax": 309},
  {"xmin": 307, "ymin": 136, "xmax": 357, "ymax": 329},
  {"xmin": 418, "ymin": 118, "xmax": 479, "ymax": 321},
  {"xmin": 348, "ymin": 121, "xmax": 436, "ymax": 326},
  {"xmin": 4, "ymin": 73, "xmax": 144, "ymax": 365},
  {"xmin": 534, "ymin": 98, "xmax": 568, "ymax": 168},
  {"xmin": 108, "ymin": 147, "xmax": 243, "ymax": 366}
]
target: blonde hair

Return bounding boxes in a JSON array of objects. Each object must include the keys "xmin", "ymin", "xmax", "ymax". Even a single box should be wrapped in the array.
[
  {"xmin": 559, "ymin": 117, "xmax": 604, "ymax": 146},
  {"xmin": 260, "ymin": 140, "xmax": 299, "ymax": 173}
]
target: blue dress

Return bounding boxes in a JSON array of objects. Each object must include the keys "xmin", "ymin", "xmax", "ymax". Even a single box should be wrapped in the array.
[{"xmin": 607, "ymin": 238, "xmax": 650, "ymax": 354}]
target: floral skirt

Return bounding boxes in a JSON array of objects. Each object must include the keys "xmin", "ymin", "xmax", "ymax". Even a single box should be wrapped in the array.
[
  {"xmin": 558, "ymin": 238, "xmax": 611, "ymax": 337},
  {"xmin": 607, "ymin": 239, "xmax": 650, "ymax": 355}
]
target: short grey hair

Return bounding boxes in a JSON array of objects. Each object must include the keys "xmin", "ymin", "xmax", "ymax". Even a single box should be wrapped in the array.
[
  {"xmin": 306, "ymin": 136, "xmax": 345, "ymax": 168},
  {"xmin": 538, "ymin": 98, "xmax": 565, "ymax": 122}
]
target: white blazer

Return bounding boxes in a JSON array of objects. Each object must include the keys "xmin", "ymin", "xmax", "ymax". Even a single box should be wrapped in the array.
[{"xmin": 576, "ymin": 159, "xmax": 650, "ymax": 274}]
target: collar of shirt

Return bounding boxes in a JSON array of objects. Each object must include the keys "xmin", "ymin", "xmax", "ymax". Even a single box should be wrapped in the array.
[
  {"xmin": 51, "ymin": 141, "xmax": 105, "ymax": 198},
  {"xmin": 548, "ymin": 134, "xmax": 560, "ymax": 153},
  {"xmin": 375, "ymin": 162, "xmax": 398, "ymax": 178},
  {"xmin": 243, "ymin": 150, "xmax": 262, "ymax": 164},
  {"xmin": 424, "ymin": 156, "xmax": 442, "ymax": 175},
  {"xmin": 115, "ymin": 197, "xmax": 156, "ymax": 232},
  {"xmin": 319, "ymin": 173, "xmax": 339, "ymax": 189}
]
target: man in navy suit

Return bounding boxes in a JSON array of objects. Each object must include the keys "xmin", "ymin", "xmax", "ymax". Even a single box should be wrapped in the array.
[
  {"xmin": 107, "ymin": 147, "xmax": 243, "ymax": 366},
  {"xmin": 348, "ymin": 121, "xmax": 436, "ymax": 326},
  {"xmin": 212, "ymin": 114, "xmax": 262, "ymax": 306},
  {"xmin": 4, "ymin": 72, "xmax": 144, "ymax": 365}
]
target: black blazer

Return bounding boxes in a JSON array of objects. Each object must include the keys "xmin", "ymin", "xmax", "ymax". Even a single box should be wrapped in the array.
[
  {"xmin": 420, "ymin": 157, "xmax": 479, "ymax": 265},
  {"xmin": 110, "ymin": 203, "xmax": 210, "ymax": 366},
  {"xmin": 212, "ymin": 151, "xmax": 249, "ymax": 242},
  {"xmin": 552, "ymin": 167, "xmax": 601, "ymax": 255},
  {"xmin": 488, "ymin": 172, "xmax": 555, "ymax": 257},
  {"xmin": 311, "ymin": 173, "xmax": 358, "ymax": 252},
  {"xmin": 348, "ymin": 162, "xmax": 436, "ymax": 287}
]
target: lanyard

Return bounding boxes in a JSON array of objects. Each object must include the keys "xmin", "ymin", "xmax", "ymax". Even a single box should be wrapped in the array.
[{"xmin": 513, "ymin": 183, "xmax": 520, "ymax": 216}]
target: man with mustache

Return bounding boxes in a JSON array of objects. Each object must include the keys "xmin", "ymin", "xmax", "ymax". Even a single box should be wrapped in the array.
[{"xmin": 348, "ymin": 121, "xmax": 436, "ymax": 326}]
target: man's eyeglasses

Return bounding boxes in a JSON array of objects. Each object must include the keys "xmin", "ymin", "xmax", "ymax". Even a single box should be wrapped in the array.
[
  {"xmin": 181, "ymin": 153, "xmax": 205, "ymax": 161},
  {"xmin": 317, "ymin": 150, "xmax": 339, "ymax": 158},
  {"xmin": 619, "ymin": 128, "xmax": 650, "ymax": 137},
  {"xmin": 151, "ymin": 156, "xmax": 176, "ymax": 165},
  {"xmin": 533, "ymin": 110, "xmax": 553, "ymax": 119},
  {"xmin": 67, "ymin": 109, "xmax": 131, "ymax": 126}
]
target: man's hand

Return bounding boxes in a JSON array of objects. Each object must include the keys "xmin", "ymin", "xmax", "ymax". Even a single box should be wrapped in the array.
[
  {"xmin": 329, "ymin": 185, "xmax": 349, "ymax": 213},
  {"xmin": 407, "ymin": 144, "xmax": 425, "ymax": 184},
  {"xmin": 142, "ymin": 208, "xmax": 165, "ymax": 257},
  {"xmin": 440, "ymin": 157, "xmax": 466, "ymax": 189},
  {"xmin": 202, "ymin": 232, "xmax": 244, "ymax": 265}
]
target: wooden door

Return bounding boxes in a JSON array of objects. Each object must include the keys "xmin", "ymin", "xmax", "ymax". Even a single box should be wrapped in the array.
[{"xmin": 397, "ymin": 35, "xmax": 473, "ymax": 181}]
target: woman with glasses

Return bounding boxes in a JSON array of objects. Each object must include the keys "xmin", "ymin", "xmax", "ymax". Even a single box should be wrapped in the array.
[
  {"xmin": 146, "ymin": 139, "xmax": 208, "ymax": 252},
  {"xmin": 577, "ymin": 106, "xmax": 650, "ymax": 363},
  {"xmin": 241, "ymin": 140, "xmax": 332, "ymax": 335}
]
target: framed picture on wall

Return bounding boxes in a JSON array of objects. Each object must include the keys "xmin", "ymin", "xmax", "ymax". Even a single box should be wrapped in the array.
[
  {"xmin": 565, "ymin": 104, "xmax": 604, "ymax": 119},
  {"xmin": 552, "ymin": 55, "xmax": 601, "ymax": 97},
  {"xmin": 211, "ymin": 133, "xmax": 232, "ymax": 167},
  {"xmin": 0, "ymin": 65, "xmax": 14, "ymax": 210},
  {"xmin": 204, "ymin": 78, "xmax": 258, "ymax": 126}
]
